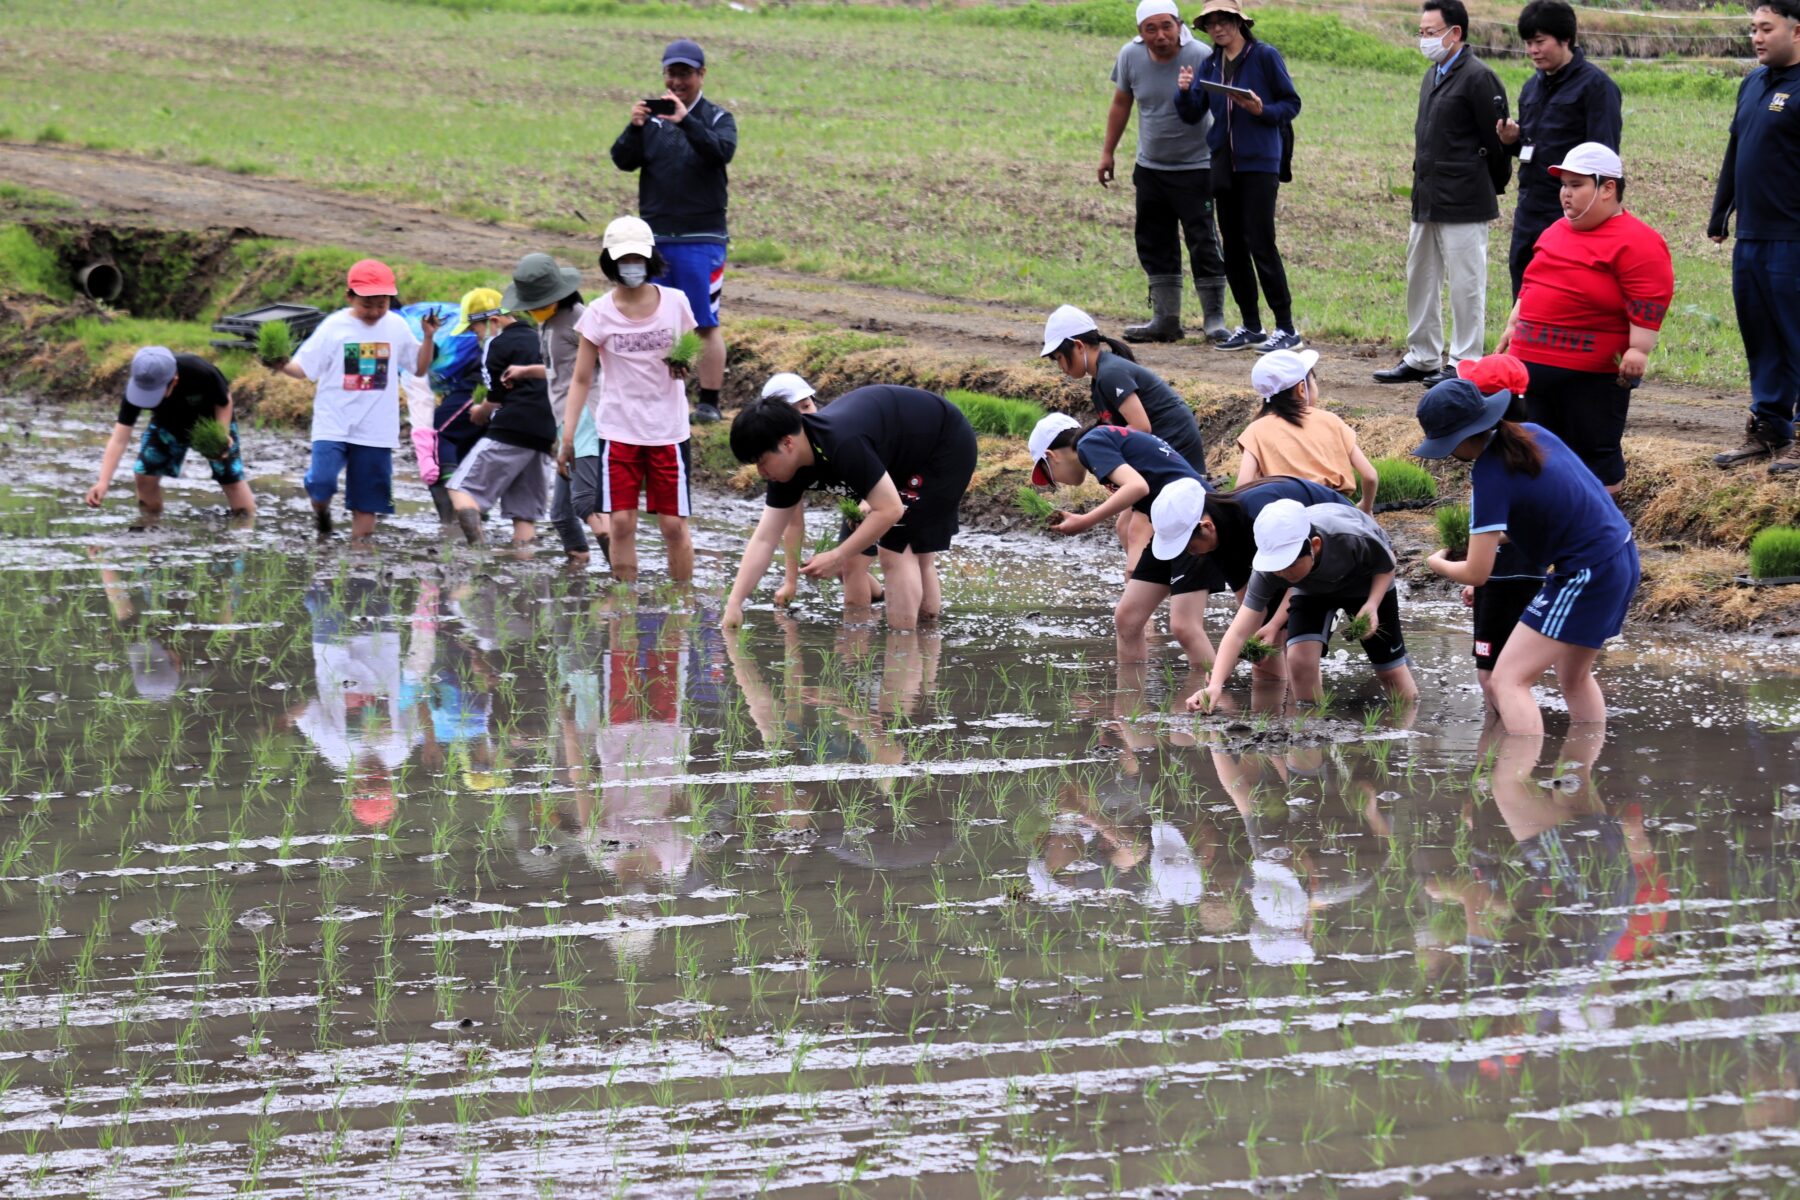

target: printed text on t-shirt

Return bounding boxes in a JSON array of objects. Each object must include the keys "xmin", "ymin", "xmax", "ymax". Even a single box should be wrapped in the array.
[{"xmin": 612, "ymin": 329, "xmax": 674, "ymax": 355}]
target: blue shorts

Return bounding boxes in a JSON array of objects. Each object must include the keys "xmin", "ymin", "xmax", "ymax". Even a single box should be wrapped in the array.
[
  {"xmin": 136, "ymin": 421, "xmax": 247, "ymax": 485},
  {"xmin": 658, "ymin": 240, "xmax": 726, "ymax": 328},
  {"xmin": 305, "ymin": 441, "xmax": 394, "ymax": 515},
  {"xmin": 1520, "ymin": 539, "xmax": 1639, "ymax": 649}
]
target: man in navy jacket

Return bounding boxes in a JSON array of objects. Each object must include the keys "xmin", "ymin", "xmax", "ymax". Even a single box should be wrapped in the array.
[
  {"xmin": 1496, "ymin": 1, "xmax": 1622, "ymax": 297},
  {"xmin": 1709, "ymin": 0, "xmax": 1800, "ymax": 472}
]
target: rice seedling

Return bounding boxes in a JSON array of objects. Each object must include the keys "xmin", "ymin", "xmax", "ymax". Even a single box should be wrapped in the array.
[
  {"xmin": 254, "ymin": 318, "xmax": 294, "ymax": 365},
  {"xmin": 1014, "ymin": 486, "xmax": 1056, "ymax": 525},
  {"xmin": 945, "ymin": 390, "xmax": 1044, "ymax": 438},
  {"xmin": 1339, "ymin": 613, "xmax": 1373, "ymax": 643},
  {"xmin": 1748, "ymin": 526, "xmax": 1800, "ymax": 580},
  {"xmin": 1371, "ymin": 458, "xmax": 1438, "ymax": 507},
  {"xmin": 1435, "ymin": 502, "xmax": 1470, "ymax": 557},
  {"xmin": 664, "ymin": 330, "xmax": 704, "ymax": 371},
  {"xmin": 1241, "ymin": 635, "xmax": 1278, "ymax": 663},
  {"xmin": 186, "ymin": 418, "xmax": 232, "ymax": 461}
]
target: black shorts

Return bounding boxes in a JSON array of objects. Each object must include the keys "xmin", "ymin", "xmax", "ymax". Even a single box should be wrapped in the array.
[
  {"xmin": 879, "ymin": 422, "xmax": 978, "ymax": 555},
  {"xmin": 1522, "ymin": 361, "xmax": 1630, "ymax": 486},
  {"xmin": 1286, "ymin": 586, "xmax": 1407, "ymax": 670},
  {"xmin": 838, "ymin": 517, "xmax": 878, "ymax": 558},
  {"xmin": 1472, "ymin": 576, "xmax": 1544, "ymax": 671},
  {"xmin": 1130, "ymin": 548, "xmax": 1227, "ymax": 596}
]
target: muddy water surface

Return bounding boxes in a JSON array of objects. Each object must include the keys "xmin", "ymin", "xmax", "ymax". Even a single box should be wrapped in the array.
[{"xmin": 0, "ymin": 404, "xmax": 1797, "ymax": 1198}]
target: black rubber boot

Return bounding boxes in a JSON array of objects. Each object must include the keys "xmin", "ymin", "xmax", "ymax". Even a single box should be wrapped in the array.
[
  {"xmin": 1124, "ymin": 276, "xmax": 1184, "ymax": 343},
  {"xmin": 455, "ymin": 507, "xmax": 484, "ymax": 547}
]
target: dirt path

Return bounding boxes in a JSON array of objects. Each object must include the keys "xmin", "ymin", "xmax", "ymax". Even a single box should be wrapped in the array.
[{"xmin": 0, "ymin": 141, "xmax": 1750, "ymax": 443}]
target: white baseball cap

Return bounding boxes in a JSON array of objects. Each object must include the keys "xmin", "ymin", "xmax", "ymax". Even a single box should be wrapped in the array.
[
  {"xmin": 1549, "ymin": 141, "xmax": 1624, "ymax": 182},
  {"xmin": 1150, "ymin": 476, "xmax": 1209, "ymax": 561},
  {"xmin": 1250, "ymin": 348, "xmax": 1321, "ymax": 399},
  {"xmin": 1027, "ymin": 413, "xmax": 1082, "ymax": 485},
  {"xmin": 601, "ymin": 215, "xmax": 656, "ymax": 260},
  {"xmin": 761, "ymin": 372, "xmax": 816, "ymax": 405},
  {"xmin": 1250, "ymin": 498, "xmax": 1313, "ymax": 573},
  {"xmin": 1040, "ymin": 305, "xmax": 1098, "ymax": 357}
]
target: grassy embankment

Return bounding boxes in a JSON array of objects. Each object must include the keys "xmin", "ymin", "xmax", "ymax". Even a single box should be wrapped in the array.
[{"xmin": 0, "ymin": 0, "xmax": 1756, "ymax": 387}]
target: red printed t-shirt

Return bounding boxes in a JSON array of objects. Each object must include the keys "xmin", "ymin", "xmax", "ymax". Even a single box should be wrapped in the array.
[
  {"xmin": 1513, "ymin": 211, "xmax": 1674, "ymax": 374},
  {"xmin": 574, "ymin": 285, "xmax": 698, "ymax": 448}
]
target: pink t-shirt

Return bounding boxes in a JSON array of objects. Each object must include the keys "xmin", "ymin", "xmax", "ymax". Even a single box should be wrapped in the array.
[{"xmin": 574, "ymin": 285, "xmax": 698, "ymax": 446}]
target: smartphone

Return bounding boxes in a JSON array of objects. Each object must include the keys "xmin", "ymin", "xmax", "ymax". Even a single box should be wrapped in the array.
[{"xmin": 645, "ymin": 97, "xmax": 677, "ymax": 116}]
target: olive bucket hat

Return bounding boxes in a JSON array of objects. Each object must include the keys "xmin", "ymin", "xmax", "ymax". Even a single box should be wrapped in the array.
[{"xmin": 501, "ymin": 252, "xmax": 585, "ymax": 313}]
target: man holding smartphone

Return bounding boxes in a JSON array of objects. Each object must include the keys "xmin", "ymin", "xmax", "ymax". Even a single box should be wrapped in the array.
[{"xmin": 612, "ymin": 38, "xmax": 738, "ymax": 424}]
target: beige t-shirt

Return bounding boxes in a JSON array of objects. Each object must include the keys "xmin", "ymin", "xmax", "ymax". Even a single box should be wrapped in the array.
[{"xmin": 1236, "ymin": 408, "xmax": 1359, "ymax": 494}]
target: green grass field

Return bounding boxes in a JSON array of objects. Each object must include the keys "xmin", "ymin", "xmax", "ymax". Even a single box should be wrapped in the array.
[{"xmin": 0, "ymin": 0, "xmax": 1751, "ymax": 387}]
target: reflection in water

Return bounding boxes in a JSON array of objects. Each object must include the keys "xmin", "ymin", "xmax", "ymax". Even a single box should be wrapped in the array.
[{"xmin": 0, "ymin": 518, "xmax": 1793, "ymax": 1197}]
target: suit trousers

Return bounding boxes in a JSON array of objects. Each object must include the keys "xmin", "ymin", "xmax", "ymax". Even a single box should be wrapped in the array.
[{"xmin": 1404, "ymin": 220, "xmax": 1489, "ymax": 371}]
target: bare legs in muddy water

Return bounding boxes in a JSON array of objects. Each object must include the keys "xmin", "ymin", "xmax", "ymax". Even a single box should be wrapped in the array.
[
  {"xmin": 878, "ymin": 548, "xmax": 939, "ymax": 632},
  {"xmin": 608, "ymin": 510, "xmax": 694, "ymax": 585},
  {"xmin": 130, "ymin": 474, "xmax": 255, "ymax": 526},
  {"xmin": 1486, "ymin": 624, "xmax": 1606, "ymax": 737},
  {"xmin": 1113, "ymin": 579, "xmax": 1214, "ymax": 666}
]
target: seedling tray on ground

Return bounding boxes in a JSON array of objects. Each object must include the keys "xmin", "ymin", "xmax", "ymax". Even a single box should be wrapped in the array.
[
  {"xmin": 211, "ymin": 303, "xmax": 324, "ymax": 351},
  {"xmin": 1734, "ymin": 574, "xmax": 1800, "ymax": 588}
]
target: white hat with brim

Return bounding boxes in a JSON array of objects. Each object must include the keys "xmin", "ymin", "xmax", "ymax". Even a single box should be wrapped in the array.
[
  {"xmin": 1549, "ymin": 141, "xmax": 1624, "ymax": 182},
  {"xmin": 1133, "ymin": 0, "xmax": 1195, "ymax": 42},
  {"xmin": 1250, "ymin": 497, "xmax": 1311, "ymax": 573},
  {"xmin": 1027, "ymin": 412, "xmax": 1082, "ymax": 486},
  {"xmin": 1150, "ymin": 476, "xmax": 1208, "ymax": 561},
  {"xmin": 601, "ymin": 216, "xmax": 656, "ymax": 261},
  {"xmin": 1040, "ymin": 304, "xmax": 1098, "ymax": 357},
  {"xmin": 761, "ymin": 372, "xmax": 816, "ymax": 405},
  {"xmin": 1250, "ymin": 348, "xmax": 1320, "ymax": 399}
]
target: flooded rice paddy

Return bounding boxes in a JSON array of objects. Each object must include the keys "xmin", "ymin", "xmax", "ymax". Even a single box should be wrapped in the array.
[{"xmin": 0, "ymin": 404, "xmax": 1797, "ymax": 1197}]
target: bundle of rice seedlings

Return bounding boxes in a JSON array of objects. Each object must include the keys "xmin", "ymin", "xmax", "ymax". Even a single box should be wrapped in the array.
[
  {"xmin": 946, "ymin": 390, "xmax": 1045, "ymax": 438},
  {"xmin": 1372, "ymin": 458, "xmax": 1438, "ymax": 507},
  {"xmin": 837, "ymin": 497, "xmax": 865, "ymax": 526},
  {"xmin": 1015, "ymin": 486, "xmax": 1056, "ymax": 523},
  {"xmin": 664, "ymin": 330, "xmax": 704, "ymax": 370},
  {"xmin": 1749, "ymin": 527, "xmax": 1800, "ymax": 580},
  {"xmin": 1339, "ymin": 612, "xmax": 1374, "ymax": 642},
  {"xmin": 1241, "ymin": 635, "xmax": 1278, "ymax": 663},
  {"xmin": 1435, "ymin": 502, "xmax": 1470, "ymax": 556},
  {"xmin": 256, "ymin": 319, "xmax": 293, "ymax": 365},
  {"xmin": 188, "ymin": 418, "xmax": 232, "ymax": 461}
]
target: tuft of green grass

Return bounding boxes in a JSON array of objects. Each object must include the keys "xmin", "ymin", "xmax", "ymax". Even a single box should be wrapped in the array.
[
  {"xmin": 665, "ymin": 330, "xmax": 704, "ymax": 370},
  {"xmin": 1435, "ymin": 502, "xmax": 1470, "ymax": 557},
  {"xmin": 947, "ymin": 390, "xmax": 1044, "ymax": 439},
  {"xmin": 1339, "ymin": 613, "xmax": 1374, "ymax": 643},
  {"xmin": 1372, "ymin": 458, "xmax": 1438, "ymax": 506},
  {"xmin": 187, "ymin": 418, "xmax": 231, "ymax": 460},
  {"xmin": 1014, "ymin": 486, "xmax": 1055, "ymax": 523},
  {"xmin": 33, "ymin": 124, "xmax": 67, "ymax": 145},
  {"xmin": 0, "ymin": 225, "xmax": 71, "ymax": 299},
  {"xmin": 1241, "ymin": 635, "xmax": 1278, "ymax": 663},
  {"xmin": 1748, "ymin": 527, "xmax": 1800, "ymax": 581},
  {"xmin": 255, "ymin": 319, "xmax": 293, "ymax": 365}
]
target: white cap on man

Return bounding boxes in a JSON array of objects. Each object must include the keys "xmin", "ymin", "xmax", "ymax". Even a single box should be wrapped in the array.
[
  {"xmin": 1027, "ymin": 412, "xmax": 1082, "ymax": 486},
  {"xmin": 761, "ymin": 372, "xmax": 816, "ymax": 405},
  {"xmin": 1250, "ymin": 348, "xmax": 1321, "ymax": 399},
  {"xmin": 1150, "ymin": 477, "xmax": 1209, "ymax": 561},
  {"xmin": 1039, "ymin": 305, "xmax": 1098, "ymax": 357},
  {"xmin": 1549, "ymin": 142, "xmax": 1624, "ymax": 182},
  {"xmin": 1250, "ymin": 498, "xmax": 1312, "ymax": 573}
]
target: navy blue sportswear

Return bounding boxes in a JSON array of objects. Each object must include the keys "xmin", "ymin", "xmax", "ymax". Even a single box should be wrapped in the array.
[
  {"xmin": 1075, "ymin": 426, "xmax": 1203, "ymax": 514},
  {"xmin": 1204, "ymin": 475, "xmax": 1347, "ymax": 592},
  {"xmin": 1519, "ymin": 540, "xmax": 1639, "ymax": 649},
  {"xmin": 1470, "ymin": 425, "xmax": 1631, "ymax": 577},
  {"xmin": 1709, "ymin": 61, "xmax": 1800, "ymax": 242},
  {"xmin": 611, "ymin": 96, "xmax": 738, "ymax": 241},
  {"xmin": 1173, "ymin": 39, "xmax": 1301, "ymax": 174}
]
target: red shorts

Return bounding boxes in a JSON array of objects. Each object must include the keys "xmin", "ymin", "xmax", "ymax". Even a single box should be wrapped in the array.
[{"xmin": 599, "ymin": 440, "xmax": 691, "ymax": 516}]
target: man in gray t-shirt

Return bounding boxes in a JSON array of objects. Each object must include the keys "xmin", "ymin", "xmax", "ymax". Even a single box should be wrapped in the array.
[{"xmin": 1100, "ymin": 0, "xmax": 1228, "ymax": 344}]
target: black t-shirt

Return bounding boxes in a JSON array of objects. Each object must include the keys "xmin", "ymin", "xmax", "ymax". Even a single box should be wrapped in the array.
[
  {"xmin": 1205, "ymin": 476, "xmax": 1349, "ymax": 591},
  {"xmin": 116, "ymin": 354, "xmax": 229, "ymax": 440},
  {"xmin": 1090, "ymin": 353, "xmax": 1205, "ymax": 467},
  {"xmin": 478, "ymin": 323, "xmax": 556, "ymax": 454},
  {"xmin": 1075, "ymin": 426, "xmax": 1205, "ymax": 515},
  {"xmin": 765, "ymin": 385, "xmax": 965, "ymax": 509}
]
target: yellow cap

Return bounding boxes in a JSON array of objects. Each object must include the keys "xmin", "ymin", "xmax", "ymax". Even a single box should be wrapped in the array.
[{"xmin": 450, "ymin": 287, "xmax": 505, "ymax": 336}]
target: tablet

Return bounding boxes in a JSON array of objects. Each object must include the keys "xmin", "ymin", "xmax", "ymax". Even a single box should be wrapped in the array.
[{"xmin": 1197, "ymin": 80, "xmax": 1258, "ymax": 102}]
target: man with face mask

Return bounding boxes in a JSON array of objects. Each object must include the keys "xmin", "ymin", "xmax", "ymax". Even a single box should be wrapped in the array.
[
  {"xmin": 1098, "ymin": 0, "xmax": 1230, "ymax": 344},
  {"xmin": 1374, "ymin": 0, "xmax": 1512, "ymax": 389},
  {"xmin": 612, "ymin": 39, "xmax": 737, "ymax": 426}
]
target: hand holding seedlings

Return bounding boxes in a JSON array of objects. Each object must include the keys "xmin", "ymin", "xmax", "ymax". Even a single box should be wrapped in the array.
[
  {"xmin": 1339, "ymin": 611, "xmax": 1374, "ymax": 643},
  {"xmin": 1185, "ymin": 681, "xmax": 1224, "ymax": 713},
  {"xmin": 665, "ymin": 330, "xmax": 703, "ymax": 381},
  {"xmin": 1047, "ymin": 509, "xmax": 1092, "ymax": 535},
  {"xmin": 255, "ymin": 320, "xmax": 293, "ymax": 368},
  {"xmin": 1241, "ymin": 635, "xmax": 1278, "ymax": 663},
  {"xmin": 1014, "ymin": 487, "xmax": 1056, "ymax": 525},
  {"xmin": 187, "ymin": 418, "xmax": 232, "ymax": 462},
  {"xmin": 838, "ymin": 497, "xmax": 866, "ymax": 526}
]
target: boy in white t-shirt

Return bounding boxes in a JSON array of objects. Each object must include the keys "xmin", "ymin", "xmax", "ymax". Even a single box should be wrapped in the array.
[
  {"xmin": 557, "ymin": 217, "xmax": 698, "ymax": 583},
  {"xmin": 280, "ymin": 259, "xmax": 432, "ymax": 543}
]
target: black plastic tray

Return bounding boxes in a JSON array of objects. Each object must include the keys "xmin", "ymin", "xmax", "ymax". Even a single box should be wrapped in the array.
[{"xmin": 211, "ymin": 303, "xmax": 324, "ymax": 347}]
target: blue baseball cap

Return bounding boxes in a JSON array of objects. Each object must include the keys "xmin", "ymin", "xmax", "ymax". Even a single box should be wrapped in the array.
[
  {"xmin": 1413, "ymin": 378, "xmax": 1511, "ymax": 459},
  {"xmin": 662, "ymin": 39, "xmax": 705, "ymax": 69}
]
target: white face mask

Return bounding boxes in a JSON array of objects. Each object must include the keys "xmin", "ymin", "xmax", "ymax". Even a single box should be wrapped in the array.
[
  {"xmin": 617, "ymin": 262, "xmax": 648, "ymax": 288},
  {"xmin": 1419, "ymin": 34, "xmax": 1452, "ymax": 63}
]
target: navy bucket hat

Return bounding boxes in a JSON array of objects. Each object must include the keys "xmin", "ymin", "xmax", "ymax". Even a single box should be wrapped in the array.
[{"xmin": 1413, "ymin": 378, "xmax": 1512, "ymax": 459}]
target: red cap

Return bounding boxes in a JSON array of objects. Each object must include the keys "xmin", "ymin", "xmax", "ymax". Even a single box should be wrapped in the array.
[
  {"xmin": 1456, "ymin": 354, "xmax": 1529, "ymax": 398},
  {"xmin": 346, "ymin": 258, "xmax": 398, "ymax": 297}
]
